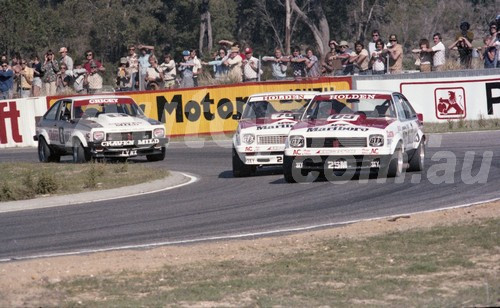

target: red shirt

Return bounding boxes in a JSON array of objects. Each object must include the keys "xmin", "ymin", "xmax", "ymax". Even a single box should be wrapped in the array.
[{"xmin": 84, "ymin": 60, "xmax": 103, "ymax": 73}]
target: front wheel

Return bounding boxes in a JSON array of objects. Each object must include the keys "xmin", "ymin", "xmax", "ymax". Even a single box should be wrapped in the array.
[
  {"xmin": 408, "ymin": 142, "xmax": 425, "ymax": 172},
  {"xmin": 146, "ymin": 146, "xmax": 166, "ymax": 162},
  {"xmin": 386, "ymin": 146, "xmax": 403, "ymax": 178},
  {"xmin": 73, "ymin": 141, "xmax": 90, "ymax": 163},
  {"xmin": 232, "ymin": 147, "xmax": 253, "ymax": 177}
]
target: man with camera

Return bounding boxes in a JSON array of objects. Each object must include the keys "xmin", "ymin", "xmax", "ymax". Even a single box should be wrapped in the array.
[
  {"xmin": 41, "ymin": 50, "xmax": 59, "ymax": 96},
  {"xmin": 387, "ymin": 34, "xmax": 403, "ymax": 74}
]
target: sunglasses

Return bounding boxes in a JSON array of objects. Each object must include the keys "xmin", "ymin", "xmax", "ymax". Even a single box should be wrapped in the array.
[
  {"xmin": 86, "ymin": 53, "xmax": 93, "ymax": 56},
  {"xmin": 373, "ymin": 34, "xmax": 379, "ymax": 37},
  {"xmin": 389, "ymin": 39, "xmax": 396, "ymax": 42}
]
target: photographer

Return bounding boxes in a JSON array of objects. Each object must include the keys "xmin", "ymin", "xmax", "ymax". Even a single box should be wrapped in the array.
[
  {"xmin": 449, "ymin": 34, "xmax": 473, "ymax": 69},
  {"xmin": 145, "ymin": 55, "xmax": 164, "ymax": 90},
  {"xmin": 116, "ymin": 57, "xmax": 132, "ymax": 91},
  {"xmin": 386, "ymin": 34, "xmax": 403, "ymax": 74},
  {"xmin": 41, "ymin": 50, "xmax": 59, "ymax": 96}
]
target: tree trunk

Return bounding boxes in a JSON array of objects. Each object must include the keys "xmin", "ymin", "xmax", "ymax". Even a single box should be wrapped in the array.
[
  {"xmin": 199, "ymin": 0, "xmax": 212, "ymax": 56},
  {"xmin": 290, "ymin": 0, "xmax": 329, "ymax": 59},
  {"xmin": 285, "ymin": 0, "xmax": 291, "ymax": 55}
]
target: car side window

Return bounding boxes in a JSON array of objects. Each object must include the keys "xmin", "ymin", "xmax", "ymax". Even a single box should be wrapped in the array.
[
  {"xmin": 392, "ymin": 95, "xmax": 407, "ymax": 120},
  {"xmin": 59, "ymin": 101, "xmax": 72, "ymax": 120},
  {"xmin": 44, "ymin": 101, "xmax": 61, "ymax": 121},
  {"xmin": 400, "ymin": 96, "xmax": 417, "ymax": 119}
]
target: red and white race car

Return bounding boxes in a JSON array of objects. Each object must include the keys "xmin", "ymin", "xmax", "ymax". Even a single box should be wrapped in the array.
[
  {"xmin": 232, "ymin": 91, "xmax": 317, "ymax": 177},
  {"xmin": 283, "ymin": 90, "xmax": 425, "ymax": 182}
]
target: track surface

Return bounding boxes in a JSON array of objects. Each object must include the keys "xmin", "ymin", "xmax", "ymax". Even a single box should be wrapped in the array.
[{"xmin": 0, "ymin": 131, "xmax": 499, "ymax": 260}]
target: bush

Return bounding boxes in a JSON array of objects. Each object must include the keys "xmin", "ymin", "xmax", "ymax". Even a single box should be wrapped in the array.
[
  {"xmin": 84, "ymin": 163, "xmax": 106, "ymax": 188},
  {"xmin": 0, "ymin": 182, "xmax": 14, "ymax": 201},
  {"xmin": 36, "ymin": 171, "xmax": 59, "ymax": 195}
]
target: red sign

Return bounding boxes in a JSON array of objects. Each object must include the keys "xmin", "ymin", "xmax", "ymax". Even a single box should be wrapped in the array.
[
  {"xmin": 0, "ymin": 101, "xmax": 23, "ymax": 144},
  {"xmin": 434, "ymin": 87, "xmax": 466, "ymax": 119}
]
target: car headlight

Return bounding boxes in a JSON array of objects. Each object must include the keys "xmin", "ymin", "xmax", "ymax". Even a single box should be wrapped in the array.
[
  {"xmin": 242, "ymin": 133, "xmax": 255, "ymax": 144},
  {"xmin": 289, "ymin": 135, "xmax": 304, "ymax": 148},
  {"xmin": 153, "ymin": 128, "xmax": 165, "ymax": 138},
  {"xmin": 369, "ymin": 134, "xmax": 384, "ymax": 147},
  {"xmin": 93, "ymin": 131, "xmax": 104, "ymax": 141}
]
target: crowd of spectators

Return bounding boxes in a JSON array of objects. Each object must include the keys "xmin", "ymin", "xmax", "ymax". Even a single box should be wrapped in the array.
[{"xmin": 0, "ymin": 18, "xmax": 499, "ymax": 99}]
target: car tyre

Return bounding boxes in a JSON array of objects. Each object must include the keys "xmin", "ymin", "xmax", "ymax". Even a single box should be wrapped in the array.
[
  {"xmin": 73, "ymin": 141, "xmax": 90, "ymax": 163},
  {"xmin": 232, "ymin": 147, "xmax": 253, "ymax": 177},
  {"xmin": 147, "ymin": 146, "xmax": 166, "ymax": 162},
  {"xmin": 387, "ymin": 145, "xmax": 403, "ymax": 178},
  {"xmin": 283, "ymin": 155, "xmax": 297, "ymax": 183},
  {"xmin": 407, "ymin": 141, "xmax": 425, "ymax": 172},
  {"xmin": 38, "ymin": 137, "xmax": 60, "ymax": 163}
]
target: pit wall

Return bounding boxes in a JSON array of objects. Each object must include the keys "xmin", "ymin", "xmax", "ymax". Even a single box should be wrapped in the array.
[{"xmin": 1, "ymin": 72, "xmax": 499, "ymax": 148}]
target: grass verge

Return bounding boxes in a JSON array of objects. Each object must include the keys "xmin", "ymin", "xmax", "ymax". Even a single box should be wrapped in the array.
[
  {"xmin": 36, "ymin": 217, "xmax": 499, "ymax": 307},
  {"xmin": 0, "ymin": 162, "xmax": 169, "ymax": 201}
]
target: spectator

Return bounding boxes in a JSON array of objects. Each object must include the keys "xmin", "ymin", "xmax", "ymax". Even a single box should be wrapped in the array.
[
  {"xmin": 349, "ymin": 41, "xmax": 370, "ymax": 75},
  {"xmin": 224, "ymin": 46, "xmax": 243, "ymax": 82},
  {"xmin": 159, "ymin": 53, "xmax": 177, "ymax": 88},
  {"xmin": 41, "ymin": 50, "xmax": 59, "ymax": 96},
  {"xmin": 322, "ymin": 40, "xmax": 338, "ymax": 76},
  {"xmin": 412, "ymin": 39, "xmax": 433, "ymax": 72},
  {"xmin": 334, "ymin": 41, "xmax": 352, "ymax": 75},
  {"xmin": 72, "ymin": 64, "xmax": 87, "ymax": 94},
  {"xmin": 145, "ymin": 55, "xmax": 164, "ymax": 90},
  {"xmin": 456, "ymin": 21, "xmax": 474, "ymax": 43},
  {"xmin": 288, "ymin": 46, "xmax": 307, "ymax": 79},
  {"xmin": 56, "ymin": 64, "xmax": 72, "ymax": 94},
  {"xmin": 137, "ymin": 44, "xmax": 155, "ymax": 90},
  {"xmin": 449, "ymin": 35, "xmax": 473, "ymax": 69},
  {"xmin": 116, "ymin": 57, "xmax": 132, "ymax": 91},
  {"xmin": 59, "ymin": 47, "xmax": 74, "ymax": 77},
  {"xmin": 368, "ymin": 30, "xmax": 386, "ymax": 66},
  {"xmin": 262, "ymin": 48, "xmax": 288, "ymax": 80},
  {"xmin": 190, "ymin": 49, "xmax": 202, "ymax": 87},
  {"xmin": 387, "ymin": 34, "xmax": 403, "ymax": 74},
  {"xmin": 127, "ymin": 45, "xmax": 139, "ymax": 90},
  {"xmin": 178, "ymin": 50, "xmax": 195, "ymax": 88},
  {"xmin": 304, "ymin": 48, "xmax": 321, "ymax": 77},
  {"xmin": 85, "ymin": 61, "xmax": 103, "ymax": 94},
  {"xmin": 242, "ymin": 47, "xmax": 261, "ymax": 82},
  {"xmin": 0, "ymin": 61, "xmax": 14, "ymax": 99},
  {"xmin": 83, "ymin": 50, "xmax": 105, "ymax": 73},
  {"xmin": 488, "ymin": 21, "xmax": 497, "ymax": 37},
  {"xmin": 10, "ymin": 54, "xmax": 22, "ymax": 97},
  {"xmin": 18, "ymin": 59, "xmax": 34, "ymax": 98},
  {"xmin": 202, "ymin": 48, "xmax": 229, "ymax": 80},
  {"xmin": 30, "ymin": 55, "xmax": 42, "ymax": 97},
  {"xmin": 370, "ymin": 39, "xmax": 386, "ymax": 75},
  {"xmin": 480, "ymin": 35, "xmax": 497, "ymax": 68},
  {"xmin": 431, "ymin": 33, "xmax": 446, "ymax": 71}
]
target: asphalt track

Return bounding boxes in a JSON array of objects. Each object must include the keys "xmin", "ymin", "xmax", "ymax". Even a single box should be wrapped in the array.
[{"xmin": 0, "ymin": 130, "xmax": 499, "ymax": 261}]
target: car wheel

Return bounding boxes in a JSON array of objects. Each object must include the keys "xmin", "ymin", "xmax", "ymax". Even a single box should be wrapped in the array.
[
  {"xmin": 73, "ymin": 141, "xmax": 90, "ymax": 163},
  {"xmin": 408, "ymin": 141, "xmax": 425, "ymax": 172},
  {"xmin": 283, "ymin": 155, "xmax": 297, "ymax": 183},
  {"xmin": 146, "ymin": 146, "xmax": 166, "ymax": 162},
  {"xmin": 38, "ymin": 137, "xmax": 60, "ymax": 163},
  {"xmin": 232, "ymin": 147, "xmax": 253, "ymax": 177},
  {"xmin": 387, "ymin": 145, "xmax": 403, "ymax": 178}
]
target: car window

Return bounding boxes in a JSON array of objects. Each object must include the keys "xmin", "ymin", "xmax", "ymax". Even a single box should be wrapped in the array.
[
  {"xmin": 400, "ymin": 96, "xmax": 417, "ymax": 119},
  {"xmin": 44, "ymin": 101, "xmax": 61, "ymax": 121},
  {"xmin": 59, "ymin": 101, "xmax": 72, "ymax": 120},
  {"xmin": 392, "ymin": 95, "xmax": 407, "ymax": 120}
]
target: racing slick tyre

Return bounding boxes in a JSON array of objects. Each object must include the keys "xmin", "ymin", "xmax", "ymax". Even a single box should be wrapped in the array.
[
  {"xmin": 386, "ymin": 145, "xmax": 403, "ymax": 178},
  {"xmin": 232, "ymin": 147, "xmax": 253, "ymax": 177},
  {"xmin": 407, "ymin": 141, "xmax": 425, "ymax": 172},
  {"xmin": 283, "ymin": 155, "xmax": 297, "ymax": 183},
  {"xmin": 73, "ymin": 141, "xmax": 91, "ymax": 163},
  {"xmin": 147, "ymin": 146, "xmax": 166, "ymax": 162},
  {"xmin": 38, "ymin": 137, "xmax": 60, "ymax": 163}
]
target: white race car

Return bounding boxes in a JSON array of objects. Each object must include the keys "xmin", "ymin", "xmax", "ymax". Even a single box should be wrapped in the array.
[
  {"xmin": 283, "ymin": 90, "xmax": 425, "ymax": 182},
  {"xmin": 232, "ymin": 91, "xmax": 317, "ymax": 177},
  {"xmin": 34, "ymin": 95, "xmax": 168, "ymax": 163}
]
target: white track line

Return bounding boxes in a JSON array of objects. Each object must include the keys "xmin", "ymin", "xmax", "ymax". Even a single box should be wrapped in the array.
[{"xmin": 1, "ymin": 196, "xmax": 498, "ymax": 263}]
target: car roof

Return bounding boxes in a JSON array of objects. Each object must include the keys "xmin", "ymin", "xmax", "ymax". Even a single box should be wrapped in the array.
[{"xmin": 317, "ymin": 90, "xmax": 397, "ymax": 96}]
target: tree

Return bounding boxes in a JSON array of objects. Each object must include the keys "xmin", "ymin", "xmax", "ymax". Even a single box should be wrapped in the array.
[{"xmin": 199, "ymin": 0, "xmax": 213, "ymax": 56}]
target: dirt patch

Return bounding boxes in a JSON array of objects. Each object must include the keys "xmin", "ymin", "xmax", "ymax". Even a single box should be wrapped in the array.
[{"xmin": 1, "ymin": 200, "xmax": 499, "ymax": 306}]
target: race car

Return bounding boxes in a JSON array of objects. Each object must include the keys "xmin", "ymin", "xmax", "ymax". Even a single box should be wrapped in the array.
[
  {"xmin": 283, "ymin": 90, "xmax": 425, "ymax": 182},
  {"xmin": 34, "ymin": 95, "xmax": 168, "ymax": 163},
  {"xmin": 232, "ymin": 91, "xmax": 318, "ymax": 177}
]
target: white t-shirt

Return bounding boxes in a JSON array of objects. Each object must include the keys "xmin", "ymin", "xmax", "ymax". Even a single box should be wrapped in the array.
[{"xmin": 431, "ymin": 41, "xmax": 446, "ymax": 66}]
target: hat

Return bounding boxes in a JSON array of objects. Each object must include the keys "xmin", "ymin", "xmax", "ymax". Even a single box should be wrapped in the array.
[
  {"xmin": 244, "ymin": 47, "xmax": 253, "ymax": 54},
  {"xmin": 339, "ymin": 40, "xmax": 349, "ymax": 47},
  {"xmin": 230, "ymin": 46, "xmax": 240, "ymax": 53},
  {"xmin": 120, "ymin": 57, "xmax": 128, "ymax": 64},
  {"xmin": 182, "ymin": 50, "xmax": 190, "ymax": 56},
  {"xmin": 59, "ymin": 47, "xmax": 67, "ymax": 53}
]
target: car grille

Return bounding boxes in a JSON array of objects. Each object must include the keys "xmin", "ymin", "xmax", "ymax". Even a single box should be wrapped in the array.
[
  {"xmin": 106, "ymin": 131, "xmax": 152, "ymax": 141},
  {"xmin": 306, "ymin": 137, "xmax": 367, "ymax": 148},
  {"xmin": 257, "ymin": 135, "xmax": 287, "ymax": 145}
]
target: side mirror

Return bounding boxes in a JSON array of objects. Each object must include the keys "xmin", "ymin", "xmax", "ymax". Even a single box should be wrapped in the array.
[
  {"xmin": 232, "ymin": 113, "xmax": 241, "ymax": 120},
  {"xmin": 417, "ymin": 113, "xmax": 423, "ymax": 122}
]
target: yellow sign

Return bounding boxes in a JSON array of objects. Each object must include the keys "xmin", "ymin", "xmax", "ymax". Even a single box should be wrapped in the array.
[{"xmin": 48, "ymin": 77, "xmax": 352, "ymax": 137}]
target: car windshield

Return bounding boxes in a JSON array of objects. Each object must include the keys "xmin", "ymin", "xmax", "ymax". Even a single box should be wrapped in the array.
[
  {"xmin": 303, "ymin": 93, "xmax": 397, "ymax": 120},
  {"xmin": 241, "ymin": 93, "xmax": 315, "ymax": 120},
  {"xmin": 73, "ymin": 97, "xmax": 145, "ymax": 119}
]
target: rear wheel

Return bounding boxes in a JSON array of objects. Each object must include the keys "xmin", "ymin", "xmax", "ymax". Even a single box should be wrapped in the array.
[
  {"xmin": 38, "ymin": 137, "xmax": 60, "ymax": 162},
  {"xmin": 387, "ymin": 145, "xmax": 403, "ymax": 178},
  {"xmin": 147, "ymin": 146, "xmax": 166, "ymax": 162},
  {"xmin": 232, "ymin": 147, "xmax": 253, "ymax": 177},
  {"xmin": 408, "ymin": 141, "xmax": 425, "ymax": 172},
  {"xmin": 73, "ymin": 141, "xmax": 90, "ymax": 163}
]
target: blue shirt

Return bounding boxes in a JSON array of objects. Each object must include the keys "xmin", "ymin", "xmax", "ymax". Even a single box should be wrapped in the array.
[
  {"xmin": 138, "ymin": 54, "xmax": 151, "ymax": 74},
  {"xmin": 0, "ymin": 69, "xmax": 14, "ymax": 92}
]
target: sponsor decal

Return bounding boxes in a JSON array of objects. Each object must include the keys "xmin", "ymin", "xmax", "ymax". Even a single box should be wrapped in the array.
[
  {"xmin": 485, "ymin": 82, "xmax": 500, "ymax": 115},
  {"xmin": 245, "ymin": 146, "xmax": 253, "ymax": 152},
  {"xmin": 0, "ymin": 101, "xmax": 22, "ymax": 144},
  {"xmin": 89, "ymin": 98, "xmax": 119, "ymax": 104},
  {"xmin": 434, "ymin": 88, "xmax": 466, "ymax": 119},
  {"xmin": 315, "ymin": 149, "xmax": 357, "ymax": 155},
  {"xmin": 271, "ymin": 113, "xmax": 295, "ymax": 120},
  {"xmin": 256, "ymin": 122, "xmax": 295, "ymax": 130},
  {"xmin": 306, "ymin": 126, "xmax": 369, "ymax": 132},
  {"xmin": 386, "ymin": 131, "xmax": 394, "ymax": 138},
  {"xmin": 138, "ymin": 138, "xmax": 159, "ymax": 145},
  {"xmin": 329, "ymin": 94, "xmax": 376, "ymax": 100},
  {"xmin": 327, "ymin": 114, "xmax": 359, "ymax": 121},
  {"xmin": 101, "ymin": 140, "xmax": 135, "ymax": 146},
  {"xmin": 371, "ymin": 148, "xmax": 379, "ymax": 154},
  {"xmin": 114, "ymin": 122, "xmax": 142, "ymax": 127},
  {"xmin": 262, "ymin": 94, "xmax": 305, "ymax": 100}
]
